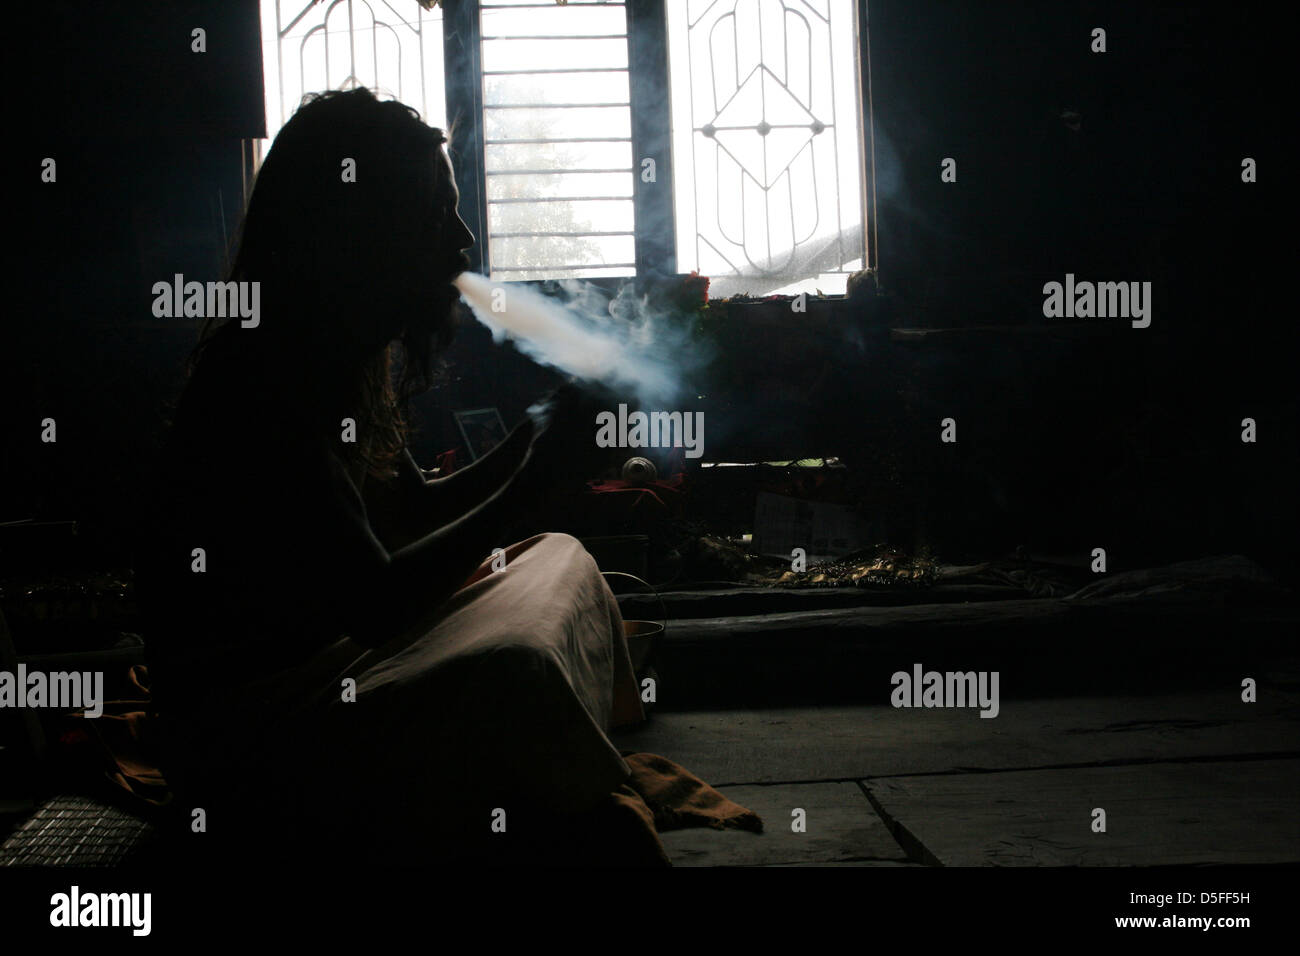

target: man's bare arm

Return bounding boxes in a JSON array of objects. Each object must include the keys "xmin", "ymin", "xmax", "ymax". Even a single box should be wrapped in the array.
[
  {"xmin": 333, "ymin": 439, "xmax": 535, "ymax": 647},
  {"xmin": 401, "ymin": 416, "xmax": 534, "ymax": 530}
]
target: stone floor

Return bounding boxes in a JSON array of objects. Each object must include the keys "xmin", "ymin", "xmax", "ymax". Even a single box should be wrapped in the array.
[{"xmin": 610, "ymin": 688, "xmax": 1300, "ymax": 866}]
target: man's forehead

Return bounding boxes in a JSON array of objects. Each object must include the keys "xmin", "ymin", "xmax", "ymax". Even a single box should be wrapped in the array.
[{"xmin": 436, "ymin": 148, "xmax": 458, "ymax": 194}]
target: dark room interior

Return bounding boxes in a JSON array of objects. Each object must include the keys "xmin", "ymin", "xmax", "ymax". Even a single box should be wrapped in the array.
[{"xmin": 3, "ymin": 0, "xmax": 1296, "ymax": 934}]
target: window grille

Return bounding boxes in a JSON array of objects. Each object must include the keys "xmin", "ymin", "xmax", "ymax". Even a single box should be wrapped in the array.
[{"xmin": 666, "ymin": 0, "xmax": 867, "ymax": 296}]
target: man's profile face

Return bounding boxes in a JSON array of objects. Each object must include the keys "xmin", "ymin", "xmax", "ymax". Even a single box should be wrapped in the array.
[
  {"xmin": 417, "ymin": 147, "xmax": 475, "ymax": 332},
  {"xmin": 434, "ymin": 148, "xmax": 474, "ymax": 282}
]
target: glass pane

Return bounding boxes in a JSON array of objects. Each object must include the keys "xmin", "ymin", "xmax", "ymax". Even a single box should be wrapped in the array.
[
  {"xmin": 484, "ymin": 71, "xmax": 630, "ymax": 107},
  {"xmin": 480, "ymin": 5, "xmax": 627, "ymax": 38},
  {"xmin": 482, "ymin": 0, "xmax": 621, "ymax": 6},
  {"xmin": 490, "ymin": 235, "xmax": 636, "ymax": 272},
  {"xmin": 482, "ymin": 0, "xmax": 619, "ymax": 5},
  {"xmin": 487, "ymin": 198, "xmax": 635, "ymax": 234},
  {"xmin": 487, "ymin": 171, "xmax": 635, "ymax": 202},
  {"xmin": 482, "ymin": 36, "xmax": 628, "ymax": 73},
  {"xmin": 494, "ymin": 266, "xmax": 636, "ymax": 280},
  {"xmin": 487, "ymin": 140, "xmax": 633, "ymax": 172},
  {"xmin": 485, "ymin": 105, "xmax": 632, "ymax": 142}
]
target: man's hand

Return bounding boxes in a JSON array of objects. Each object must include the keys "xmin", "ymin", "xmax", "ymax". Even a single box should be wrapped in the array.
[{"xmin": 518, "ymin": 380, "xmax": 619, "ymax": 495}]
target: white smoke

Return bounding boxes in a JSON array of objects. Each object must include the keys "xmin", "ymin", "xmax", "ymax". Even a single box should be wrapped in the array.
[{"xmin": 452, "ymin": 272, "xmax": 704, "ymax": 406}]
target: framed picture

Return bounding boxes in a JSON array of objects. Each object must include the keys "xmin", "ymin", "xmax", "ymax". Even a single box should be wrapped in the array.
[{"xmin": 453, "ymin": 407, "xmax": 508, "ymax": 461}]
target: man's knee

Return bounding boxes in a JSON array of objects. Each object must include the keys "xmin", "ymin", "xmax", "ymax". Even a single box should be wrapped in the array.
[{"xmin": 512, "ymin": 531, "xmax": 589, "ymax": 565}]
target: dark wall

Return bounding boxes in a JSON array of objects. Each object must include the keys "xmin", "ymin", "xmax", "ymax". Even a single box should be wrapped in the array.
[
  {"xmin": 13, "ymin": 1, "xmax": 264, "ymax": 566},
  {"xmin": 871, "ymin": 0, "xmax": 1274, "ymax": 304},
  {"xmin": 841, "ymin": 0, "xmax": 1295, "ymax": 565},
  {"xmin": 8, "ymin": 0, "xmax": 1293, "ymax": 572}
]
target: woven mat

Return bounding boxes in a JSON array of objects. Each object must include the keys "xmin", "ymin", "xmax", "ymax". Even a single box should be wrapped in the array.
[{"xmin": 0, "ymin": 794, "xmax": 158, "ymax": 867}]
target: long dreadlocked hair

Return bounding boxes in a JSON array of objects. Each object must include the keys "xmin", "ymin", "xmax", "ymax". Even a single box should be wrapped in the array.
[{"xmin": 184, "ymin": 87, "xmax": 461, "ymax": 481}]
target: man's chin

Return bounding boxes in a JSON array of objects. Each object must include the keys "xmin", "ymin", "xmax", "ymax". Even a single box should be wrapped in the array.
[
  {"xmin": 403, "ymin": 285, "xmax": 462, "ymax": 340},
  {"xmin": 434, "ymin": 281, "xmax": 463, "ymax": 309}
]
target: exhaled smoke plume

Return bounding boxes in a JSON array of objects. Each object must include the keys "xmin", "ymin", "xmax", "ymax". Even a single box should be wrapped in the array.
[{"xmin": 452, "ymin": 272, "xmax": 705, "ymax": 406}]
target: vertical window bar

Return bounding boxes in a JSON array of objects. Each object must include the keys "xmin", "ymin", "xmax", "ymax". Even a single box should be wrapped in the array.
[
  {"xmin": 627, "ymin": 0, "xmax": 676, "ymax": 279},
  {"xmin": 858, "ymin": 0, "xmax": 877, "ymax": 274},
  {"xmin": 443, "ymin": 0, "xmax": 491, "ymax": 276}
]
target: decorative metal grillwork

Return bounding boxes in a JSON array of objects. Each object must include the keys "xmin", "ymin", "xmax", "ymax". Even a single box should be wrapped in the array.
[
  {"xmin": 669, "ymin": 0, "xmax": 866, "ymax": 296},
  {"xmin": 262, "ymin": 0, "xmax": 447, "ymax": 146},
  {"xmin": 258, "ymin": 0, "xmax": 868, "ymax": 290}
]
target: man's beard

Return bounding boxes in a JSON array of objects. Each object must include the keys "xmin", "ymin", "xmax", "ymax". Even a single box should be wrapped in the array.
[{"xmin": 409, "ymin": 282, "xmax": 462, "ymax": 351}]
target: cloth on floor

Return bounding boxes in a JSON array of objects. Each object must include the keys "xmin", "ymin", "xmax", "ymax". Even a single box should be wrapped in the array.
[
  {"xmin": 617, "ymin": 752, "xmax": 763, "ymax": 834},
  {"xmin": 546, "ymin": 753, "xmax": 765, "ymax": 867}
]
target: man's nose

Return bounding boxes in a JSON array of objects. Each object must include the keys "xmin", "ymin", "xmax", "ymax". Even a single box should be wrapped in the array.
[{"xmin": 454, "ymin": 213, "xmax": 474, "ymax": 250}]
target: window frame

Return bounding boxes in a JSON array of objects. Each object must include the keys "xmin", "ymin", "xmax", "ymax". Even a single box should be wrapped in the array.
[
  {"xmin": 444, "ymin": 0, "xmax": 676, "ymax": 283},
  {"xmin": 260, "ymin": 0, "xmax": 873, "ymax": 293}
]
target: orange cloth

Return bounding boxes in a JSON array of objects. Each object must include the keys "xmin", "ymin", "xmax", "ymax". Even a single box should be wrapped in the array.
[
  {"xmin": 621, "ymin": 752, "xmax": 763, "ymax": 834},
  {"xmin": 66, "ymin": 665, "xmax": 169, "ymax": 808}
]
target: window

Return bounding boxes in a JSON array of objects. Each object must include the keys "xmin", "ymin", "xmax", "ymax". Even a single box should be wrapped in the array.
[
  {"xmin": 258, "ymin": 0, "xmax": 871, "ymax": 294},
  {"xmin": 478, "ymin": 0, "xmax": 638, "ymax": 280},
  {"xmin": 667, "ymin": 0, "xmax": 867, "ymax": 296},
  {"xmin": 259, "ymin": 1, "xmax": 447, "ymax": 152}
]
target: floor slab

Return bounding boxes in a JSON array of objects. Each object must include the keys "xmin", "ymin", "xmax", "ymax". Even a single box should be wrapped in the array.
[
  {"xmin": 659, "ymin": 782, "xmax": 910, "ymax": 867},
  {"xmin": 614, "ymin": 691, "xmax": 1300, "ymax": 785},
  {"xmin": 865, "ymin": 758, "xmax": 1300, "ymax": 866}
]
